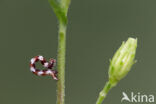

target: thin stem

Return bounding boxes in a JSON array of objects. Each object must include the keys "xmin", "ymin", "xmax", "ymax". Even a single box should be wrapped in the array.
[
  {"xmin": 96, "ymin": 81, "xmax": 113, "ymax": 104},
  {"xmin": 56, "ymin": 22, "xmax": 67, "ymax": 104}
]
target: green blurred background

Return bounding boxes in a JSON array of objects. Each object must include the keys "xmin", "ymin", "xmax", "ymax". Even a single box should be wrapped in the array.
[{"xmin": 0, "ymin": 0, "xmax": 156, "ymax": 104}]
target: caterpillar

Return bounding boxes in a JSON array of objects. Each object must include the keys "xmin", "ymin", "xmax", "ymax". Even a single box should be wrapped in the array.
[{"xmin": 30, "ymin": 55, "xmax": 58, "ymax": 80}]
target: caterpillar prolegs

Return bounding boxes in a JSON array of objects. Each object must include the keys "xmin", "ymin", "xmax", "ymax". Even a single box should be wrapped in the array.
[{"xmin": 30, "ymin": 55, "xmax": 58, "ymax": 80}]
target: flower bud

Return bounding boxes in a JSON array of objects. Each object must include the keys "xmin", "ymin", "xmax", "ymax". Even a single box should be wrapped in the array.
[{"xmin": 108, "ymin": 37, "xmax": 137, "ymax": 85}]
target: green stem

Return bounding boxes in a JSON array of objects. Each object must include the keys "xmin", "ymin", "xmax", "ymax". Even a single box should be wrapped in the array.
[
  {"xmin": 57, "ymin": 22, "xmax": 67, "ymax": 104},
  {"xmin": 96, "ymin": 81, "xmax": 113, "ymax": 104}
]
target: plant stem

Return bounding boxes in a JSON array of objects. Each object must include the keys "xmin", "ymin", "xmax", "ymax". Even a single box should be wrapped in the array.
[
  {"xmin": 96, "ymin": 81, "xmax": 113, "ymax": 104},
  {"xmin": 57, "ymin": 22, "xmax": 67, "ymax": 104}
]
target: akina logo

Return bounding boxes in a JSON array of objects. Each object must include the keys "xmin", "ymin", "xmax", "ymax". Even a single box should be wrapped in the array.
[{"xmin": 121, "ymin": 92, "xmax": 155, "ymax": 103}]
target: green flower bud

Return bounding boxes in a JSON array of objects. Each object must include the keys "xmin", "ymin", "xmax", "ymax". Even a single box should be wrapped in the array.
[{"xmin": 109, "ymin": 37, "xmax": 137, "ymax": 85}]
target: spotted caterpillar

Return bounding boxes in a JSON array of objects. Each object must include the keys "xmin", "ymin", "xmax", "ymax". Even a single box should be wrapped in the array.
[{"xmin": 30, "ymin": 55, "xmax": 58, "ymax": 80}]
